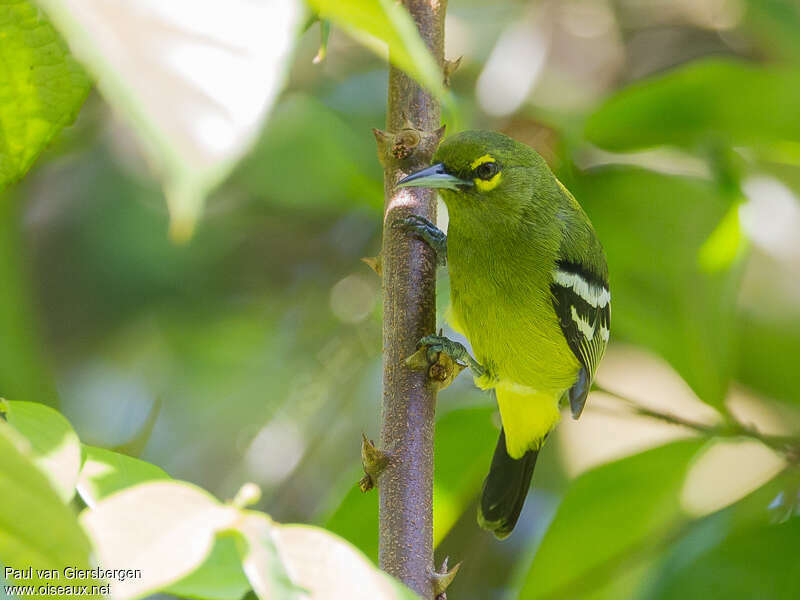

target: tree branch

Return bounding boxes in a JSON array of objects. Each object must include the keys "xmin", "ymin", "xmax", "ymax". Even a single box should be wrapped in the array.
[{"xmin": 377, "ymin": 1, "xmax": 446, "ymax": 597}]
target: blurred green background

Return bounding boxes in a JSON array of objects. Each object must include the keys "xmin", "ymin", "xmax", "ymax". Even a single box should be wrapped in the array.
[{"xmin": 3, "ymin": 0, "xmax": 800, "ymax": 598}]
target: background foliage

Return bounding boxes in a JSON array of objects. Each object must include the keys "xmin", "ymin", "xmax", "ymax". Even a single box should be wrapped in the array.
[{"xmin": 2, "ymin": 0, "xmax": 800, "ymax": 598}]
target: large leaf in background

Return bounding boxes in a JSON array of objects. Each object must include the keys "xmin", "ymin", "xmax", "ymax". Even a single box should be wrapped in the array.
[
  {"xmin": 4, "ymin": 400, "xmax": 81, "ymax": 502},
  {"xmin": 0, "ymin": 0, "xmax": 89, "ymax": 189},
  {"xmin": 744, "ymin": 0, "xmax": 800, "ymax": 63},
  {"xmin": 574, "ymin": 168, "xmax": 742, "ymax": 407},
  {"xmin": 648, "ymin": 519, "xmax": 800, "ymax": 600},
  {"xmin": 0, "ymin": 421, "xmax": 100, "ymax": 598},
  {"xmin": 325, "ymin": 406, "xmax": 498, "ymax": 560},
  {"xmin": 737, "ymin": 315, "xmax": 800, "ymax": 406},
  {"xmin": 585, "ymin": 60, "xmax": 800, "ymax": 151},
  {"xmin": 36, "ymin": 0, "xmax": 302, "ymax": 241},
  {"xmin": 518, "ymin": 440, "xmax": 703, "ymax": 600},
  {"xmin": 236, "ymin": 93, "xmax": 382, "ymax": 211},
  {"xmin": 308, "ymin": 0, "xmax": 447, "ymax": 102}
]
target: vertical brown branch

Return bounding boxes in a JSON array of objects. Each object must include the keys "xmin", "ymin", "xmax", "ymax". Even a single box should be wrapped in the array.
[{"xmin": 378, "ymin": 1, "xmax": 445, "ymax": 598}]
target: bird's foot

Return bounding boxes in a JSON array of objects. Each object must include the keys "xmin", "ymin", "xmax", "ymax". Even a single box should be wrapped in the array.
[
  {"xmin": 418, "ymin": 334, "xmax": 484, "ymax": 378},
  {"xmin": 393, "ymin": 215, "xmax": 447, "ymax": 266}
]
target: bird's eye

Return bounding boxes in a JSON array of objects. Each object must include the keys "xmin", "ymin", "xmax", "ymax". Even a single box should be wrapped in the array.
[{"xmin": 475, "ymin": 161, "xmax": 499, "ymax": 180}]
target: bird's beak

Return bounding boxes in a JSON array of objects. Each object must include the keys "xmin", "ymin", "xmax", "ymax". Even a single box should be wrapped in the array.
[{"xmin": 396, "ymin": 163, "xmax": 472, "ymax": 190}]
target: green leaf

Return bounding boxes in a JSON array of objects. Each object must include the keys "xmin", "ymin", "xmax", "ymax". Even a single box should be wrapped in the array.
[
  {"xmin": 4, "ymin": 400, "xmax": 81, "ymax": 502},
  {"xmin": 308, "ymin": 0, "xmax": 447, "ymax": 101},
  {"xmin": 0, "ymin": 420, "xmax": 100, "ymax": 598},
  {"xmin": 648, "ymin": 519, "xmax": 800, "ymax": 600},
  {"xmin": 36, "ymin": 0, "xmax": 302, "ymax": 240},
  {"xmin": 236, "ymin": 93, "xmax": 383, "ymax": 211},
  {"xmin": 585, "ymin": 60, "xmax": 800, "ymax": 151},
  {"xmin": 165, "ymin": 536, "xmax": 251, "ymax": 600},
  {"xmin": 0, "ymin": 0, "xmax": 89, "ymax": 190},
  {"xmin": 76, "ymin": 445, "xmax": 170, "ymax": 507},
  {"xmin": 79, "ymin": 481, "xmax": 239, "ymax": 600},
  {"xmin": 574, "ymin": 168, "xmax": 743, "ymax": 407},
  {"xmin": 737, "ymin": 313, "xmax": 800, "ymax": 406},
  {"xmin": 518, "ymin": 440, "xmax": 704, "ymax": 600},
  {"xmin": 744, "ymin": 0, "xmax": 800, "ymax": 63}
]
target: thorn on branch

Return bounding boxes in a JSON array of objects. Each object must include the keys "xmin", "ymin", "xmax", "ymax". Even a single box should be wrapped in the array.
[
  {"xmin": 443, "ymin": 56, "xmax": 462, "ymax": 87},
  {"xmin": 431, "ymin": 556, "xmax": 461, "ymax": 599},
  {"xmin": 361, "ymin": 254, "xmax": 382, "ymax": 277},
  {"xmin": 359, "ymin": 433, "xmax": 389, "ymax": 492}
]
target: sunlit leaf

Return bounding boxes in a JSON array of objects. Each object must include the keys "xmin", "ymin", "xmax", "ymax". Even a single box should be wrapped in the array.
[
  {"xmin": 0, "ymin": 421, "xmax": 99, "ymax": 597},
  {"xmin": 0, "ymin": 0, "xmax": 89, "ymax": 190},
  {"xmin": 273, "ymin": 524, "xmax": 420, "ymax": 599},
  {"xmin": 585, "ymin": 60, "xmax": 800, "ymax": 151},
  {"xmin": 79, "ymin": 481, "xmax": 239, "ymax": 600},
  {"xmin": 519, "ymin": 440, "xmax": 704, "ymax": 600},
  {"xmin": 77, "ymin": 444, "xmax": 169, "ymax": 507},
  {"xmin": 5, "ymin": 400, "xmax": 81, "ymax": 502},
  {"xmin": 36, "ymin": 0, "xmax": 302, "ymax": 240},
  {"xmin": 308, "ymin": 0, "xmax": 447, "ymax": 101}
]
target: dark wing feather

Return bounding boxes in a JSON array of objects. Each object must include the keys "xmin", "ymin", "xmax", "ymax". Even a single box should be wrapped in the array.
[{"xmin": 550, "ymin": 260, "xmax": 610, "ymax": 418}]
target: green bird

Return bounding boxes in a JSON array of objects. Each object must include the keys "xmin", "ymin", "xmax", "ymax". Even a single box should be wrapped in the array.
[{"xmin": 396, "ymin": 130, "xmax": 610, "ymax": 538}]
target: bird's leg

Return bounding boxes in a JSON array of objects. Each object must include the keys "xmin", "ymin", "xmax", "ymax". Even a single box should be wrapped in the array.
[
  {"xmin": 418, "ymin": 334, "xmax": 485, "ymax": 378},
  {"xmin": 393, "ymin": 215, "xmax": 447, "ymax": 266}
]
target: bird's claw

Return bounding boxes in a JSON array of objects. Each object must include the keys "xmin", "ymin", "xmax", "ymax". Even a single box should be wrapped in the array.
[
  {"xmin": 393, "ymin": 215, "xmax": 447, "ymax": 266},
  {"xmin": 418, "ymin": 334, "xmax": 485, "ymax": 377}
]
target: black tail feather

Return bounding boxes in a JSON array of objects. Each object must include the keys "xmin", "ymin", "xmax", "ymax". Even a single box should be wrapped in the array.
[{"xmin": 478, "ymin": 429, "xmax": 538, "ymax": 539}]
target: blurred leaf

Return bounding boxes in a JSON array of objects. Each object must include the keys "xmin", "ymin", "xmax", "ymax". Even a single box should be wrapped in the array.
[
  {"xmin": 77, "ymin": 445, "xmax": 169, "ymax": 507},
  {"xmin": 575, "ymin": 168, "xmax": 743, "ymax": 407},
  {"xmin": 647, "ymin": 519, "xmax": 800, "ymax": 600},
  {"xmin": 737, "ymin": 314, "xmax": 800, "ymax": 405},
  {"xmin": 272, "ymin": 524, "xmax": 420, "ymax": 599},
  {"xmin": 585, "ymin": 60, "xmax": 800, "ymax": 151},
  {"xmin": 519, "ymin": 439, "xmax": 704, "ymax": 600},
  {"xmin": 166, "ymin": 536, "xmax": 252, "ymax": 600},
  {"xmin": 744, "ymin": 0, "xmax": 800, "ymax": 63},
  {"xmin": 0, "ymin": 0, "xmax": 89, "ymax": 189},
  {"xmin": 308, "ymin": 0, "xmax": 446, "ymax": 102},
  {"xmin": 37, "ymin": 0, "xmax": 302, "ymax": 240},
  {"xmin": 0, "ymin": 420, "xmax": 99, "ymax": 597},
  {"xmin": 433, "ymin": 406, "xmax": 498, "ymax": 544},
  {"xmin": 237, "ymin": 93, "xmax": 382, "ymax": 210},
  {"xmin": 5, "ymin": 400, "xmax": 81, "ymax": 502},
  {"xmin": 79, "ymin": 481, "xmax": 239, "ymax": 600},
  {"xmin": 235, "ymin": 513, "xmax": 302, "ymax": 600}
]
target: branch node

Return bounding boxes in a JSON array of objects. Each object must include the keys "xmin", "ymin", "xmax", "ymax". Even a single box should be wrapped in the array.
[
  {"xmin": 443, "ymin": 56, "xmax": 463, "ymax": 87},
  {"xmin": 373, "ymin": 125, "xmax": 446, "ymax": 168},
  {"xmin": 359, "ymin": 432, "xmax": 390, "ymax": 492},
  {"xmin": 431, "ymin": 556, "xmax": 461, "ymax": 599},
  {"xmin": 405, "ymin": 345, "xmax": 466, "ymax": 391}
]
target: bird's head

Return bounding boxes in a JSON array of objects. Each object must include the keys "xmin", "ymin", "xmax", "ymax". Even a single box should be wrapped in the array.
[{"xmin": 397, "ymin": 130, "xmax": 550, "ymax": 226}]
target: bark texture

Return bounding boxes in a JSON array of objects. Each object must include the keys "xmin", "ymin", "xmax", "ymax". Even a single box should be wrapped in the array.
[{"xmin": 378, "ymin": 1, "xmax": 446, "ymax": 597}]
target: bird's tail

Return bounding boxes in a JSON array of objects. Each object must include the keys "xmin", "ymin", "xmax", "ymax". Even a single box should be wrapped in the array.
[{"xmin": 478, "ymin": 428, "xmax": 539, "ymax": 539}]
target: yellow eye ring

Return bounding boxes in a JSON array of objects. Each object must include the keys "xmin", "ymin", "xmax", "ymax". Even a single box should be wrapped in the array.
[{"xmin": 470, "ymin": 154, "xmax": 502, "ymax": 191}]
